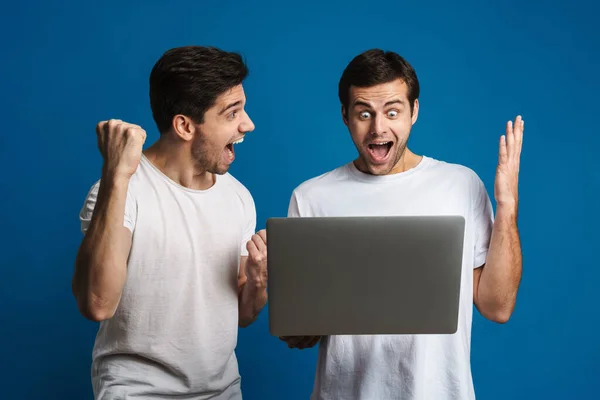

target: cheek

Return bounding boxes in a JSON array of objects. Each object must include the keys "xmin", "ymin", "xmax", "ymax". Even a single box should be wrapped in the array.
[
  {"xmin": 192, "ymin": 133, "xmax": 219, "ymax": 159},
  {"xmin": 348, "ymin": 122, "xmax": 369, "ymax": 143},
  {"xmin": 197, "ymin": 131, "xmax": 225, "ymax": 150},
  {"xmin": 390, "ymin": 117, "xmax": 412, "ymax": 137},
  {"xmin": 191, "ymin": 133, "xmax": 205, "ymax": 149}
]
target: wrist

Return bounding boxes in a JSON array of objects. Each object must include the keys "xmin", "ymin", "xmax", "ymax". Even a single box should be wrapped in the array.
[
  {"xmin": 496, "ymin": 202, "xmax": 518, "ymax": 222},
  {"xmin": 102, "ymin": 167, "xmax": 132, "ymax": 188}
]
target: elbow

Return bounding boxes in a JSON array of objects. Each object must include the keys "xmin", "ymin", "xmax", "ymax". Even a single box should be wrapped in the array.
[
  {"xmin": 73, "ymin": 287, "xmax": 116, "ymax": 322},
  {"xmin": 476, "ymin": 298, "xmax": 515, "ymax": 324},
  {"xmin": 76, "ymin": 297, "xmax": 116, "ymax": 322},
  {"xmin": 483, "ymin": 305, "xmax": 514, "ymax": 324},
  {"xmin": 72, "ymin": 259, "xmax": 122, "ymax": 322},
  {"xmin": 489, "ymin": 310, "xmax": 512, "ymax": 324},
  {"xmin": 475, "ymin": 289, "xmax": 517, "ymax": 324},
  {"xmin": 82, "ymin": 304, "xmax": 115, "ymax": 322}
]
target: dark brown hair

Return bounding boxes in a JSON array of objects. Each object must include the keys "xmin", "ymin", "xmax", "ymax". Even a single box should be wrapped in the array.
[
  {"xmin": 338, "ymin": 49, "xmax": 420, "ymax": 114},
  {"xmin": 149, "ymin": 46, "xmax": 249, "ymax": 134}
]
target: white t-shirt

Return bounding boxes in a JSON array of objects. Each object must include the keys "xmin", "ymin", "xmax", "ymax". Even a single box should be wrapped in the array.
[
  {"xmin": 287, "ymin": 155, "xmax": 494, "ymax": 400},
  {"xmin": 79, "ymin": 154, "xmax": 256, "ymax": 400}
]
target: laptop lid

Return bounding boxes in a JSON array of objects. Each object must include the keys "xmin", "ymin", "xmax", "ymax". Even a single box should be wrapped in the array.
[{"xmin": 266, "ymin": 215, "xmax": 465, "ymax": 336}]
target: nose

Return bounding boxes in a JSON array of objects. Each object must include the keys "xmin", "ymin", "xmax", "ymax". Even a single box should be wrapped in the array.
[
  {"xmin": 240, "ymin": 110, "xmax": 255, "ymax": 134},
  {"xmin": 370, "ymin": 114, "xmax": 386, "ymax": 136}
]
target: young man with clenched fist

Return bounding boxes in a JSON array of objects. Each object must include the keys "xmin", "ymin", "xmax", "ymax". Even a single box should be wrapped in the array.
[{"xmin": 72, "ymin": 46, "xmax": 266, "ymax": 400}]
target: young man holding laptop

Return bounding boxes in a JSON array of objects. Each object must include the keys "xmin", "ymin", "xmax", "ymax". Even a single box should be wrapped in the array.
[{"xmin": 280, "ymin": 48, "xmax": 524, "ymax": 400}]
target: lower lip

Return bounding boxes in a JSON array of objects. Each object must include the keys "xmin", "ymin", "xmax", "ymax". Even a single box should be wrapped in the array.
[{"xmin": 223, "ymin": 144, "xmax": 235, "ymax": 164}]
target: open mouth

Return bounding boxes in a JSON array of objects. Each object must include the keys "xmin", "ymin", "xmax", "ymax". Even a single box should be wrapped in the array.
[
  {"xmin": 367, "ymin": 141, "xmax": 393, "ymax": 163},
  {"xmin": 224, "ymin": 137, "xmax": 245, "ymax": 163}
]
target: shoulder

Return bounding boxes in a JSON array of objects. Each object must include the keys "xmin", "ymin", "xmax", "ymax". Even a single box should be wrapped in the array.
[
  {"xmin": 219, "ymin": 173, "xmax": 255, "ymax": 208},
  {"xmin": 291, "ymin": 164, "xmax": 351, "ymax": 200},
  {"xmin": 424, "ymin": 157, "xmax": 491, "ymax": 212},
  {"xmin": 425, "ymin": 156, "xmax": 478, "ymax": 177},
  {"xmin": 425, "ymin": 156, "xmax": 485, "ymax": 188},
  {"xmin": 82, "ymin": 164, "xmax": 148, "ymax": 208}
]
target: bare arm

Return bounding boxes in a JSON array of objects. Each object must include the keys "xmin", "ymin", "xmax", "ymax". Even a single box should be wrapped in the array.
[
  {"xmin": 238, "ymin": 255, "xmax": 268, "ymax": 327},
  {"xmin": 72, "ymin": 175, "xmax": 132, "ymax": 322},
  {"xmin": 473, "ymin": 204, "xmax": 522, "ymax": 323},
  {"xmin": 474, "ymin": 116, "xmax": 524, "ymax": 323},
  {"xmin": 72, "ymin": 119, "xmax": 145, "ymax": 322}
]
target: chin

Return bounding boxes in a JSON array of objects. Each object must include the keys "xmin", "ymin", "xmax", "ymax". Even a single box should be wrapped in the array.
[
  {"xmin": 368, "ymin": 163, "xmax": 395, "ymax": 176},
  {"xmin": 213, "ymin": 166, "xmax": 230, "ymax": 175},
  {"xmin": 356, "ymin": 156, "xmax": 393, "ymax": 176}
]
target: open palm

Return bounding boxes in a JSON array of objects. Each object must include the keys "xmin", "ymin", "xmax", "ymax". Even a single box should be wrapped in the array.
[{"xmin": 495, "ymin": 115, "xmax": 524, "ymax": 208}]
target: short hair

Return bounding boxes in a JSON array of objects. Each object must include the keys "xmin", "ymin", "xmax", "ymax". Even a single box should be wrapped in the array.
[
  {"xmin": 338, "ymin": 49, "xmax": 420, "ymax": 114},
  {"xmin": 149, "ymin": 46, "xmax": 249, "ymax": 134}
]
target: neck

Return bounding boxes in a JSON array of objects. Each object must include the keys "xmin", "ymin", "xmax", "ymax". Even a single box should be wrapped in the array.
[
  {"xmin": 144, "ymin": 135, "xmax": 215, "ymax": 190},
  {"xmin": 388, "ymin": 148, "xmax": 422, "ymax": 174}
]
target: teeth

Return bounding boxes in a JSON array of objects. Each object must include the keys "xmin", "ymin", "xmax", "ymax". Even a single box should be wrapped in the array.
[
  {"xmin": 232, "ymin": 137, "xmax": 244, "ymax": 145},
  {"xmin": 371, "ymin": 141, "xmax": 391, "ymax": 146}
]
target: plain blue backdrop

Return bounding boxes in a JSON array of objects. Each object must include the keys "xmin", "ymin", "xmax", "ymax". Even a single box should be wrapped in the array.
[{"xmin": 1, "ymin": 0, "xmax": 598, "ymax": 398}]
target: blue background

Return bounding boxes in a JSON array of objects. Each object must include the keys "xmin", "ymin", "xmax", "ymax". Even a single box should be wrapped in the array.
[{"xmin": 1, "ymin": 0, "xmax": 598, "ymax": 398}]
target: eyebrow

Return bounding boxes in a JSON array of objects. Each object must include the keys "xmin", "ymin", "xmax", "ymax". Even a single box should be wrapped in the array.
[
  {"xmin": 353, "ymin": 100, "xmax": 372, "ymax": 109},
  {"xmin": 384, "ymin": 99, "xmax": 405, "ymax": 107},
  {"xmin": 352, "ymin": 99, "xmax": 405, "ymax": 109},
  {"xmin": 218, "ymin": 100, "xmax": 242, "ymax": 115}
]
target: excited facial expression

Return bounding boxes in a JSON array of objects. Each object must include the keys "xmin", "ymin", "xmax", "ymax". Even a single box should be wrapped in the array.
[
  {"xmin": 343, "ymin": 79, "xmax": 419, "ymax": 175},
  {"xmin": 191, "ymin": 84, "xmax": 255, "ymax": 175}
]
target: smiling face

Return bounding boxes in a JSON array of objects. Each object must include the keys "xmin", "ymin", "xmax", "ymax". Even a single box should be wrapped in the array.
[
  {"xmin": 190, "ymin": 84, "xmax": 255, "ymax": 175},
  {"xmin": 343, "ymin": 78, "xmax": 419, "ymax": 175}
]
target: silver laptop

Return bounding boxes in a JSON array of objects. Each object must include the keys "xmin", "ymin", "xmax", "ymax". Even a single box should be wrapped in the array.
[{"xmin": 266, "ymin": 215, "xmax": 465, "ymax": 337}]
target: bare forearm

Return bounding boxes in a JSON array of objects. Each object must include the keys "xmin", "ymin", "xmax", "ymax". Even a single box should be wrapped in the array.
[
  {"xmin": 239, "ymin": 281, "xmax": 267, "ymax": 327},
  {"xmin": 477, "ymin": 204, "xmax": 522, "ymax": 321},
  {"xmin": 73, "ymin": 174, "xmax": 131, "ymax": 321}
]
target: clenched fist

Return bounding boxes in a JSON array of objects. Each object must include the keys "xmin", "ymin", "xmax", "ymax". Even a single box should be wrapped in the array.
[
  {"xmin": 245, "ymin": 229, "xmax": 267, "ymax": 287},
  {"xmin": 96, "ymin": 119, "xmax": 147, "ymax": 179}
]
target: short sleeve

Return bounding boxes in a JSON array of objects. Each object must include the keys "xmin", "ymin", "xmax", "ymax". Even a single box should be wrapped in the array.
[
  {"xmin": 79, "ymin": 180, "xmax": 137, "ymax": 234},
  {"xmin": 240, "ymin": 191, "xmax": 257, "ymax": 257},
  {"xmin": 287, "ymin": 188, "xmax": 315, "ymax": 218},
  {"xmin": 287, "ymin": 190, "xmax": 302, "ymax": 218},
  {"xmin": 471, "ymin": 173, "xmax": 495, "ymax": 269}
]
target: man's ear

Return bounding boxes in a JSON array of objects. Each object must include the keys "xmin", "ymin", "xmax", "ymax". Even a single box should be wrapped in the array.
[
  {"xmin": 171, "ymin": 115, "xmax": 196, "ymax": 142},
  {"xmin": 411, "ymin": 99, "xmax": 419, "ymax": 125},
  {"xmin": 342, "ymin": 105, "xmax": 349, "ymax": 126}
]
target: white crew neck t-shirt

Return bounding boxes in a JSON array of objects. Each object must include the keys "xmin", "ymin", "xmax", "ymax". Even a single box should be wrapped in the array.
[
  {"xmin": 79, "ymin": 154, "xmax": 256, "ymax": 399},
  {"xmin": 287, "ymin": 156, "xmax": 494, "ymax": 400}
]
